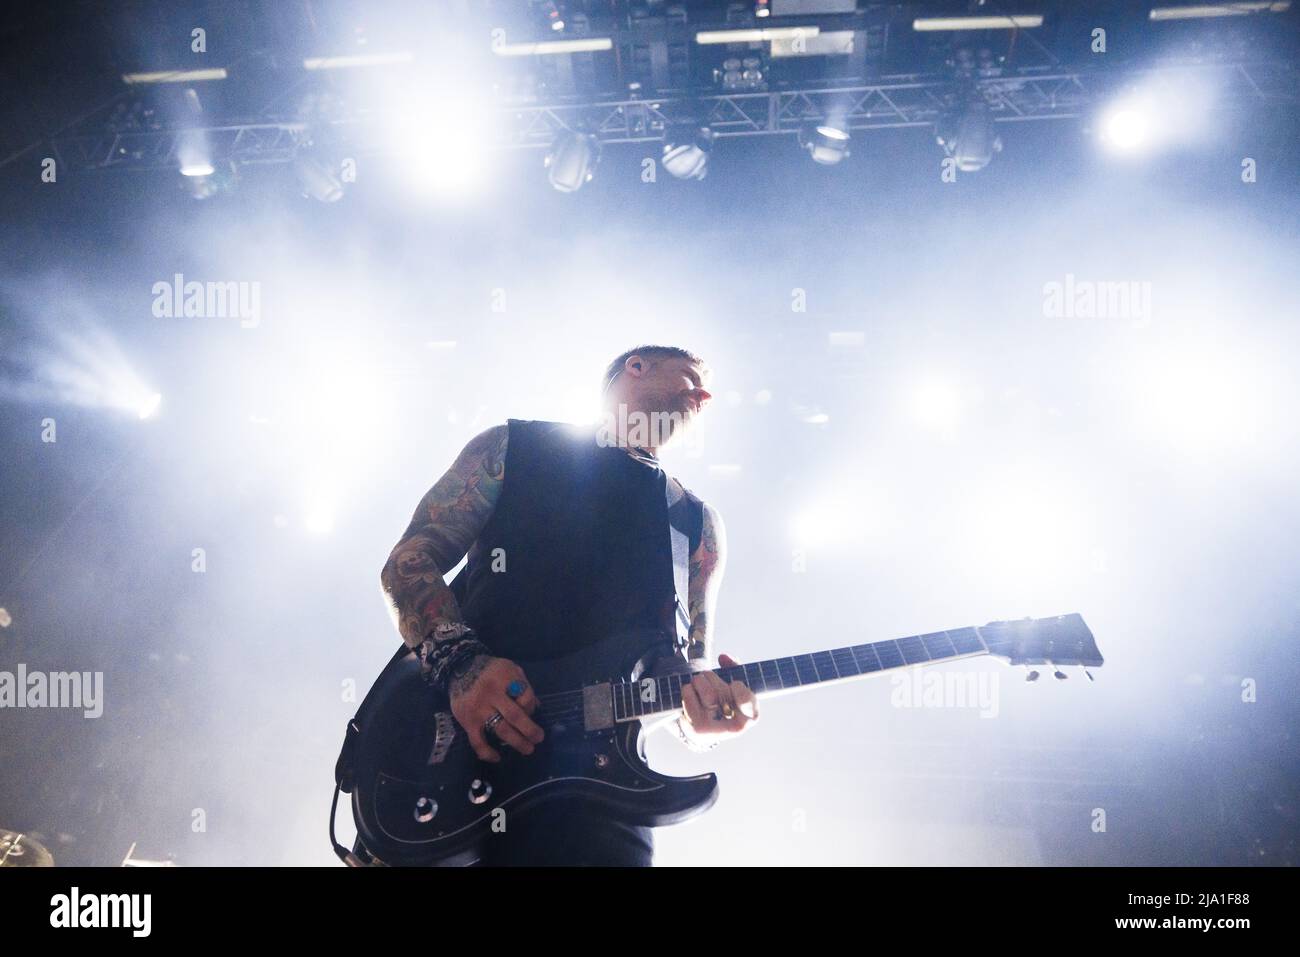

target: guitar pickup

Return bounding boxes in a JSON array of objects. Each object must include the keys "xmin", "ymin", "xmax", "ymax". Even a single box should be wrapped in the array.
[{"xmin": 582, "ymin": 683, "xmax": 615, "ymax": 731}]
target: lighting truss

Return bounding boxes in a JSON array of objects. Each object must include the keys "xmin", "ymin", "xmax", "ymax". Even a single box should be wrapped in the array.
[{"xmin": 49, "ymin": 60, "xmax": 1295, "ymax": 172}]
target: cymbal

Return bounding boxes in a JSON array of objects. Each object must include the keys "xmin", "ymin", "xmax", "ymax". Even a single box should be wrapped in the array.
[{"xmin": 0, "ymin": 829, "xmax": 55, "ymax": 867}]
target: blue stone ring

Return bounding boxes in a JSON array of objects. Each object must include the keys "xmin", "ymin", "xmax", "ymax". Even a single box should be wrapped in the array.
[{"xmin": 506, "ymin": 680, "xmax": 527, "ymax": 699}]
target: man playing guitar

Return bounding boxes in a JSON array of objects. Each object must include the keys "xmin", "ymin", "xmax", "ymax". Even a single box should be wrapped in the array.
[{"xmin": 379, "ymin": 345, "xmax": 759, "ymax": 865}]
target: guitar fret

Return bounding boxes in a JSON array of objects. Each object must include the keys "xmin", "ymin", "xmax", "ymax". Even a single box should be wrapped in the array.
[
  {"xmin": 895, "ymin": 634, "xmax": 931, "ymax": 665},
  {"xmin": 809, "ymin": 650, "xmax": 834, "ymax": 681},
  {"xmin": 920, "ymin": 630, "xmax": 957, "ymax": 660},
  {"xmin": 874, "ymin": 640, "xmax": 904, "ymax": 670},
  {"xmin": 947, "ymin": 626, "xmax": 984, "ymax": 655},
  {"xmin": 794, "ymin": 653, "xmax": 819, "ymax": 685},
  {"xmin": 831, "ymin": 647, "xmax": 859, "ymax": 677},
  {"xmin": 591, "ymin": 616, "xmax": 1092, "ymax": 726},
  {"xmin": 610, "ymin": 625, "xmax": 996, "ymax": 722},
  {"xmin": 851, "ymin": 643, "xmax": 882, "ymax": 673},
  {"xmin": 776, "ymin": 656, "xmax": 801, "ymax": 688}
]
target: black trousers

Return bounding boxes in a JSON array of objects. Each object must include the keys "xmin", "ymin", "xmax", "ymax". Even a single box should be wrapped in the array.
[{"xmin": 471, "ymin": 802, "xmax": 654, "ymax": 867}]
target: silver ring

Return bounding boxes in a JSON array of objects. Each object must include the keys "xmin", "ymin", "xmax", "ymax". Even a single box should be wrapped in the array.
[{"xmin": 483, "ymin": 711, "xmax": 504, "ymax": 736}]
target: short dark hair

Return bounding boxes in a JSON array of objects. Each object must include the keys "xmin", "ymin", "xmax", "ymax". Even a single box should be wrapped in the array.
[{"xmin": 601, "ymin": 345, "xmax": 706, "ymax": 393}]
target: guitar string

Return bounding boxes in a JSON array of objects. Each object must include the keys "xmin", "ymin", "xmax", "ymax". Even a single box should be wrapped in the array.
[{"xmin": 508, "ymin": 637, "xmax": 1053, "ymax": 724}]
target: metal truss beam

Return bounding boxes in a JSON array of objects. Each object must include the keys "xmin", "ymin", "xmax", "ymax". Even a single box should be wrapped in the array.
[{"xmin": 50, "ymin": 60, "xmax": 1295, "ymax": 172}]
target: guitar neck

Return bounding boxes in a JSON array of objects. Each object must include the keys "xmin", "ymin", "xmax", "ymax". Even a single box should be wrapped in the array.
[{"xmin": 612, "ymin": 626, "xmax": 990, "ymax": 723}]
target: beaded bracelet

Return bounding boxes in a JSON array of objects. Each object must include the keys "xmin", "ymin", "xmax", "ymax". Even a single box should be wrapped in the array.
[{"xmin": 419, "ymin": 633, "xmax": 490, "ymax": 692}]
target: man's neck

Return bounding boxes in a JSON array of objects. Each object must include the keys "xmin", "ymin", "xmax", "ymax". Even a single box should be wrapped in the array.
[{"xmin": 596, "ymin": 403, "xmax": 665, "ymax": 455}]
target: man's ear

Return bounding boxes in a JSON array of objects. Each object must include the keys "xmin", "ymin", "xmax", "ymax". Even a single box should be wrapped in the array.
[{"xmin": 624, "ymin": 355, "xmax": 647, "ymax": 378}]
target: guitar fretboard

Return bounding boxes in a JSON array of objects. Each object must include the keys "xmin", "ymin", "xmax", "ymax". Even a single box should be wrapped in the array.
[{"xmin": 611, "ymin": 626, "xmax": 989, "ymax": 723}]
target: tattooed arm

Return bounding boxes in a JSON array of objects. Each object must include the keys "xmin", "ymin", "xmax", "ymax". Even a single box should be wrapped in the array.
[
  {"xmin": 647, "ymin": 500, "xmax": 756, "ymax": 751},
  {"xmin": 685, "ymin": 502, "xmax": 727, "ymax": 669},
  {"xmin": 677, "ymin": 501, "xmax": 758, "ymax": 747},
  {"xmin": 381, "ymin": 423, "xmax": 546, "ymax": 762},
  {"xmin": 379, "ymin": 424, "xmax": 508, "ymax": 681}
]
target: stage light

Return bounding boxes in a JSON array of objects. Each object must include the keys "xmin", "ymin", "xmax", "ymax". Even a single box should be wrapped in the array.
[
  {"xmin": 377, "ymin": 81, "xmax": 496, "ymax": 200},
  {"xmin": 136, "ymin": 392, "xmax": 163, "ymax": 420},
  {"xmin": 122, "ymin": 69, "xmax": 228, "ymax": 84},
  {"xmin": 697, "ymin": 26, "xmax": 820, "ymax": 44},
  {"xmin": 936, "ymin": 102, "xmax": 1003, "ymax": 172},
  {"xmin": 790, "ymin": 506, "xmax": 836, "ymax": 547},
  {"xmin": 1100, "ymin": 103, "xmax": 1152, "ymax": 155},
  {"xmin": 178, "ymin": 129, "xmax": 214, "ymax": 177},
  {"xmin": 1149, "ymin": 2, "xmax": 1290, "ymax": 20},
  {"xmin": 539, "ymin": 1, "xmax": 565, "ymax": 32},
  {"xmin": 293, "ymin": 148, "xmax": 345, "ymax": 202},
  {"xmin": 908, "ymin": 376, "xmax": 963, "ymax": 435},
  {"xmin": 303, "ymin": 496, "xmax": 337, "ymax": 536},
  {"xmin": 4, "ymin": 318, "xmax": 166, "ymax": 418},
  {"xmin": 912, "ymin": 15, "xmax": 1043, "ymax": 31},
  {"xmin": 661, "ymin": 125, "xmax": 714, "ymax": 181},
  {"xmin": 303, "ymin": 52, "xmax": 414, "ymax": 70},
  {"xmin": 789, "ymin": 492, "xmax": 882, "ymax": 549},
  {"xmin": 1096, "ymin": 77, "xmax": 1215, "ymax": 157},
  {"xmin": 181, "ymin": 160, "xmax": 237, "ymax": 199},
  {"xmin": 717, "ymin": 56, "xmax": 766, "ymax": 91},
  {"xmin": 492, "ymin": 38, "xmax": 612, "ymax": 56},
  {"xmin": 960, "ymin": 467, "xmax": 1092, "ymax": 597},
  {"xmin": 800, "ymin": 123, "xmax": 850, "ymax": 165},
  {"xmin": 560, "ymin": 387, "xmax": 602, "ymax": 426},
  {"xmin": 546, "ymin": 132, "xmax": 600, "ymax": 192}
]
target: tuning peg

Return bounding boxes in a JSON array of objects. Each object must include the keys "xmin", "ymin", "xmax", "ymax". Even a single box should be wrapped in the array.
[
  {"xmin": 1083, "ymin": 668, "xmax": 1095, "ymax": 682},
  {"xmin": 1049, "ymin": 660, "xmax": 1067, "ymax": 680},
  {"xmin": 1023, "ymin": 665, "xmax": 1040, "ymax": 682}
]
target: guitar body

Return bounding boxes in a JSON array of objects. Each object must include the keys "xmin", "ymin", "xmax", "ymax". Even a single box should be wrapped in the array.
[
  {"xmin": 335, "ymin": 611, "xmax": 1104, "ymax": 866},
  {"xmin": 348, "ymin": 628, "xmax": 719, "ymax": 866}
]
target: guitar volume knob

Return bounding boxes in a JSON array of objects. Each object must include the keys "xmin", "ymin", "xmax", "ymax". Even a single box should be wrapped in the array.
[
  {"xmin": 468, "ymin": 778, "xmax": 493, "ymax": 805},
  {"xmin": 414, "ymin": 796, "xmax": 438, "ymax": 823}
]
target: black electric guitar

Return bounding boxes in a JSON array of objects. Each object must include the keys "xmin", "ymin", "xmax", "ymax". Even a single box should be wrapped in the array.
[{"xmin": 331, "ymin": 614, "xmax": 1103, "ymax": 866}]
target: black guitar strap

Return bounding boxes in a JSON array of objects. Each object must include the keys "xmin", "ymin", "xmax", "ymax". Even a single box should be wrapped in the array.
[{"xmin": 664, "ymin": 474, "xmax": 694, "ymax": 659}]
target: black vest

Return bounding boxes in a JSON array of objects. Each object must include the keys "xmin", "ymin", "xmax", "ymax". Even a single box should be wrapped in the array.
[{"xmin": 456, "ymin": 419, "xmax": 704, "ymax": 661}]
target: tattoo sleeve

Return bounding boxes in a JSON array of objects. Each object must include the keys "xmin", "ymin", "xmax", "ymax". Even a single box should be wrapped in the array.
[
  {"xmin": 379, "ymin": 425, "xmax": 508, "ymax": 678},
  {"xmin": 686, "ymin": 503, "xmax": 727, "ymax": 666}
]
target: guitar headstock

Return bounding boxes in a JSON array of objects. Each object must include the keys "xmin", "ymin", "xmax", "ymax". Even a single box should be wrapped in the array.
[{"xmin": 979, "ymin": 614, "xmax": 1104, "ymax": 668}]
